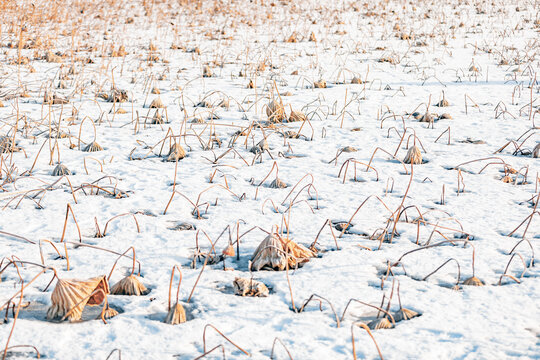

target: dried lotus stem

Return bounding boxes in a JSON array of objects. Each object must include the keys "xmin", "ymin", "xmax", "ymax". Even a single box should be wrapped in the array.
[
  {"xmin": 270, "ymin": 337, "xmax": 294, "ymax": 360},
  {"xmin": 351, "ymin": 322, "xmax": 384, "ymax": 360},
  {"xmin": 187, "ymin": 255, "xmax": 209, "ymax": 303},
  {"xmin": 310, "ymin": 219, "xmax": 340, "ymax": 250},
  {"xmin": 422, "ymin": 258, "xmax": 461, "ymax": 286},
  {"xmin": 193, "ymin": 345, "xmax": 226, "ymax": 360},
  {"xmin": 202, "ymin": 324, "xmax": 250, "ymax": 357},
  {"xmin": 168, "ymin": 265, "xmax": 183, "ymax": 311},
  {"xmin": 508, "ymin": 238, "xmax": 534, "ymax": 267},
  {"xmin": 298, "ymin": 294, "xmax": 340, "ymax": 327},
  {"xmin": 102, "ymin": 213, "xmax": 140, "ymax": 236},
  {"xmin": 498, "ymin": 253, "xmax": 527, "ymax": 285},
  {"xmin": 38, "ymin": 239, "xmax": 68, "ymax": 269},
  {"xmin": 165, "ymin": 265, "xmax": 186, "ymax": 325},
  {"xmin": 2, "ymin": 260, "xmax": 25, "ymax": 360},
  {"xmin": 59, "ymin": 203, "xmax": 82, "ymax": 243},
  {"xmin": 107, "ymin": 246, "xmax": 146, "ymax": 296},
  {"xmin": 340, "ymin": 299, "xmax": 396, "ymax": 325}
]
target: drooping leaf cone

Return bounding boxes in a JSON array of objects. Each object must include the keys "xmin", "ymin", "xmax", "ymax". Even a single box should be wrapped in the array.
[
  {"xmin": 393, "ymin": 308, "xmax": 419, "ymax": 322},
  {"xmin": 269, "ymin": 178, "xmax": 287, "ymax": 188},
  {"xmin": 288, "ymin": 110, "xmax": 306, "ymax": 122},
  {"xmin": 250, "ymin": 139, "xmax": 269, "ymax": 154},
  {"xmin": 403, "ymin": 145, "xmax": 422, "ymax": 164},
  {"xmin": 47, "ymin": 276, "xmax": 109, "ymax": 322},
  {"xmin": 149, "ymin": 97, "xmax": 164, "ymax": 108},
  {"xmin": 83, "ymin": 141, "xmax": 103, "ymax": 152},
  {"xmin": 164, "ymin": 303, "xmax": 187, "ymax": 325},
  {"xmin": 52, "ymin": 163, "xmax": 71, "ymax": 176},
  {"xmin": 166, "ymin": 143, "xmax": 186, "ymax": 162},
  {"xmin": 233, "ymin": 277, "xmax": 269, "ymax": 297},
  {"xmin": 367, "ymin": 317, "xmax": 393, "ymax": 330},
  {"xmin": 110, "ymin": 275, "xmax": 149, "ymax": 295},
  {"xmin": 462, "ymin": 276, "xmax": 484, "ymax": 286},
  {"xmin": 250, "ymin": 233, "xmax": 315, "ymax": 271}
]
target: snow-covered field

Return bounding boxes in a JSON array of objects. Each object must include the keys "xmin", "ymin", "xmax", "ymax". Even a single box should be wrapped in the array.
[{"xmin": 0, "ymin": 0, "xmax": 539, "ymax": 359}]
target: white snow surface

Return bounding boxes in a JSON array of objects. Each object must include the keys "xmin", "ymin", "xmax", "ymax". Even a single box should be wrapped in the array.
[{"xmin": 0, "ymin": 0, "xmax": 539, "ymax": 359}]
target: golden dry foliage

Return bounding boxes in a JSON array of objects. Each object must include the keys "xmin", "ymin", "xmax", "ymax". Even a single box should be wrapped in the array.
[
  {"xmin": 266, "ymin": 99, "xmax": 286, "ymax": 123},
  {"xmin": 288, "ymin": 110, "xmax": 306, "ymax": 122},
  {"xmin": 393, "ymin": 308, "xmax": 419, "ymax": 322},
  {"xmin": 250, "ymin": 233, "xmax": 315, "ymax": 271},
  {"xmin": 233, "ymin": 277, "xmax": 269, "ymax": 297},
  {"xmin": 166, "ymin": 143, "xmax": 186, "ymax": 161},
  {"xmin": 110, "ymin": 275, "xmax": 149, "ymax": 295},
  {"xmin": 149, "ymin": 97, "xmax": 165, "ymax": 108},
  {"xmin": 367, "ymin": 317, "xmax": 393, "ymax": 330},
  {"xmin": 83, "ymin": 141, "xmax": 103, "ymax": 152},
  {"xmin": 462, "ymin": 276, "xmax": 484, "ymax": 286},
  {"xmin": 403, "ymin": 145, "xmax": 422, "ymax": 164},
  {"xmin": 47, "ymin": 276, "xmax": 109, "ymax": 322},
  {"xmin": 164, "ymin": 303, "xmax": 187, "ymax": 325},
  {"xmin": 52, "ymin": 163, "xmax": 71, "ymax": 176}
]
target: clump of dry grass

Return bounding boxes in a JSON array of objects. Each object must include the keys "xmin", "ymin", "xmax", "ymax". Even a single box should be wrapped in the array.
[
  {"xmin": 266, "ymin": 100, "xmax": 286, "ymax": 123},
  {"xmin": 403, "ymin": 146, "xmax": 422, "ymax": 164},
  {"xmin": 250, "ymin": 233, "xmax": 315, "ymax": 271},
  {"xmin": 233, "ymin": 277, "xmax": 269, "ymax": 297}
]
